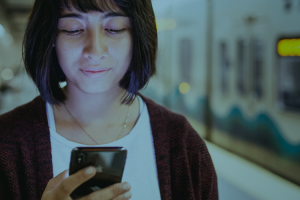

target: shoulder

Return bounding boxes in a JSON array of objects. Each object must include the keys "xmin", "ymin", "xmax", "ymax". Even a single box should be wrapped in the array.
[
  {"xmin": 140, "ymin": 94, "xmax": 188, "ymax": 124},
  {"xmin": 139, "ymin": 94, "xmax": 201, "ymax": 142},
  {"xmin": 0, "ymin": 96, "xmax": 47, "ymax": 141}
]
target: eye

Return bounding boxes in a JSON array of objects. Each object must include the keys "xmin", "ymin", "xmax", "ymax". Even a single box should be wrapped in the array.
[
  {"xmin": 62, "ymin": 29, "xmax": 84, "ymax": 35},
  {"xmin": 105, "ymin": 28, "xmax": 126, "ymax": 34}
]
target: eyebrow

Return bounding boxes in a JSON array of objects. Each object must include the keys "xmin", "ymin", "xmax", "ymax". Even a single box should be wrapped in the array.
[{"xmin": 59, "ymin": 12, "xmax": 127, "ymax": 19}]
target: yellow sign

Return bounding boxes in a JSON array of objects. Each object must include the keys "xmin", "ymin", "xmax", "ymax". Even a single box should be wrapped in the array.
[{"xmin": 278, "ymin": 38, "xmax": 300, "ymax": 56}]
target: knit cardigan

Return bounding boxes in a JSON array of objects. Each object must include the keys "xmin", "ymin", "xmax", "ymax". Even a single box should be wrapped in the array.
[{"xmin": 0, "ymin": 95, "xmax": 218, "ymax": 200}]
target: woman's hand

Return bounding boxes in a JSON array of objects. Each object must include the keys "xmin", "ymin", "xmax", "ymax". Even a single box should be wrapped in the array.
[{"xmin": 41, "ymin": 166, "xmax": 132, "ymax": 200}]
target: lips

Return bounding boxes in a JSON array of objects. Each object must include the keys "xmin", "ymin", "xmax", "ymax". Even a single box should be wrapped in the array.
[{"xmin": 80, "ymin": 68, "xmax": 111, "ymax": 78}]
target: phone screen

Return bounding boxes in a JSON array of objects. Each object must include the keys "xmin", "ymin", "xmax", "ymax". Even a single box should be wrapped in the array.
[{"xmin": 69, "ymin": 147, "xmax": 127, "ymax": 199}]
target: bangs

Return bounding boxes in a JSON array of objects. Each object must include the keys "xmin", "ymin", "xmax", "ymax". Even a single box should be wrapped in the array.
[{"xmin": 61, "ymin": 0, "xmax": 119, "ymax": 13}]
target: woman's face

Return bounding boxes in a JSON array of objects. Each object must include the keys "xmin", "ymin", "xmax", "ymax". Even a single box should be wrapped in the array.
[{"xmin": 55, "ymin": 5, "xmax": 132, "ymax": 94}]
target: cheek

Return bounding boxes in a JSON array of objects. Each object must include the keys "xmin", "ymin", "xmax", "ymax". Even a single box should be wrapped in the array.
[
  {"xmin": 55, "ymin": 36, "xmax": 80, "ymax": 68},
  {"xmin": 110, "ymin": 36, "xmax": 133, "ymax": 66},
  {"xmin": 55, "ymin": 37, "xmax": 68, "ymax": 66}
]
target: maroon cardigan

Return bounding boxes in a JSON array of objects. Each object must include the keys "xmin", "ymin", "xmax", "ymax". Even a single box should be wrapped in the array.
[{"xmin": 0, "ymin": 95, "xmax": 218, "ymax": 200}]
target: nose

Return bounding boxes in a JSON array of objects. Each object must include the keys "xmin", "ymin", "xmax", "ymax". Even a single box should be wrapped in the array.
[{"xmin": 83, "ymin": 28, "xmax": 108, "ymax": 60}]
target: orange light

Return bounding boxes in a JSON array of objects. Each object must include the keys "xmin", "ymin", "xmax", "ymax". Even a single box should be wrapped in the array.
[
  {"xmin": 179, "ymin": 82, "xmax": 190, "ymax": 94},
  {"xmin": 278, "ymin": 38, "xmax": 300, "ymax": 56}
]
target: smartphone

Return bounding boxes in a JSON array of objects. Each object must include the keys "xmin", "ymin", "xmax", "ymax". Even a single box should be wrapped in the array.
[{"xmin": 69, "ymin": 147, "xmax": 127, "ymax": 199}]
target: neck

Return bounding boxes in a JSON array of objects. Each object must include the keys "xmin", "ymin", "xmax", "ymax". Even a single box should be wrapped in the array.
[{"xmin": 60, "ymin": 84, "xmax": 128, "ymax": 125}]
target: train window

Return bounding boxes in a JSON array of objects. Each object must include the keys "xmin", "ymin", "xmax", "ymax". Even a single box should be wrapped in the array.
[
  {"xmin": 252, "ymin": 38, "xmax": 263, "ymax": 98},
  {"xmin": 278, "ymin": 38, "xmax": 300, "ymax": 111},
  {"xmin": 220, "ymin": 42, "xmax": 229, "ymax": 94},
  {"xmin": 278, "ymin": 58, "xmax": 300, "ymax": 111},
  {"xmin": 237, "ymin": 39, "xmax": 247, "ymax": 95},
  {"xmin": 179, "ymin": 38, "xmax": 192, "ymax": 82},
  {"xmin": 284, "ymin": 0, "xmax": 292, "ymax": 11}
]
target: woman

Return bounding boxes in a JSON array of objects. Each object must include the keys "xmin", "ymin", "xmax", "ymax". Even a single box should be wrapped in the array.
[{"xmin": 0, "ymin": 0, "xmax": 218, "ymax": 199}]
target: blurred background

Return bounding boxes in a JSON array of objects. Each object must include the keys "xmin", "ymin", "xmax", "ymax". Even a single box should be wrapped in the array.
[{"xmin": 0, "ymin": 0, "xmax": 300, "ymax": 199}]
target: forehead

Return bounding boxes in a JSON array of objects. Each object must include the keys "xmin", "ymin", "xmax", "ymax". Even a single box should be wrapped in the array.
[{"xmin": 60, "ymin": 0, "xmax": 121, "ymax": 13}]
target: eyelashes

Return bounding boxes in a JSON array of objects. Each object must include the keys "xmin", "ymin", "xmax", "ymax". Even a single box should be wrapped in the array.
[
  {"xmin": 62, "ymin": 29, "xmax": 84, "ymax": 35},
  {"xmin": 62, "ymin": 28, "xmax": 126, "ymax": 36},
  {"xmin": 105, "ymin": 28, "xmax": 126, "ymax": 34}
]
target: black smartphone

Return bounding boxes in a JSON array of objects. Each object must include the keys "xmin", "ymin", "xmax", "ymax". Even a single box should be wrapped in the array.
[{"xmin": 69, "ymin": 147, "xmax": 127, "ymax": 199}]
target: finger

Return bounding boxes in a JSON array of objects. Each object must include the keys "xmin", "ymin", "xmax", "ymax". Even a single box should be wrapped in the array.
[
  {"xmin": 112, "ymin": 191, "xmax": 132, "ymax": 200},
  {"xmin": 53, "ymin": 166, "xmax": 96, "ymax": 200},
  {"xmin": 44, "ymin": 169, "xmax": 69, "ymax": 192},
  {"xmin": 79, "ymin": 182, "xmax": 131, "ymax": 200}
]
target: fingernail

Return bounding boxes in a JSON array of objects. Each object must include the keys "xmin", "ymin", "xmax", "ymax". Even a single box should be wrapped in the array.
[
  {"xmin": 122, "ymin": 183, "xmax": 131, "ymax": 190},
  {"xmin": 124, "ymin": 191, "xmax": 132, "ymax": 198},
  {"xmin": 85, "ymin": 167, "xmax": 94, "ymax": 174},
  {"xmin": 64, "ymin": 170, "xmax": 69, "ymax": 179}
]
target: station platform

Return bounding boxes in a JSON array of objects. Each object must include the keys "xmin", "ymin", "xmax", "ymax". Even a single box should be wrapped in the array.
[{"xmin": 205, "ymin": 141, "xmax": 300, "ymax": 200}]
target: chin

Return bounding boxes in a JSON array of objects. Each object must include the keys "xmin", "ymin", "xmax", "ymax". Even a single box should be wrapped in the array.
[
  {"xmin": 78, "ymin": 81, "xmax": 120, "ymax": 95},
  {"xmin": 80, "ymin": 86, "xmax": 110, "ymax": 94}
]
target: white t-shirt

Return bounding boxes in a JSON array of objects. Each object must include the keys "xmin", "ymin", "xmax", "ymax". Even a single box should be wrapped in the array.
[{"xmin": 46, "ymin": 96, "xmax": 161, "ymax": 200}]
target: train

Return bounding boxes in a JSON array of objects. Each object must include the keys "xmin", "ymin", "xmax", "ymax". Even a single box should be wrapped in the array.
[{"xmin": 142, "ymin": 0, "xmax": 300, "ymax": 185}]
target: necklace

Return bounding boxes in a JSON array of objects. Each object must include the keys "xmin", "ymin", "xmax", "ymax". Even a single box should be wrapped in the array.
[{"xmin": 64, "ymin": 104, "xmax": 131, "ymax": 145}]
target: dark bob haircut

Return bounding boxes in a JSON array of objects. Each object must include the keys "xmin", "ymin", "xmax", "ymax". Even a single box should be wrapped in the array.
[{"xmin": 23, "ymin": 0, "xmax": 157, "ymax": 105}]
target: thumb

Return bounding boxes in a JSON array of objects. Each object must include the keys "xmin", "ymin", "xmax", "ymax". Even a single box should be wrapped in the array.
[{"xmin": 45, "ymin": 169, "xmax": 69, "ymax": 192}]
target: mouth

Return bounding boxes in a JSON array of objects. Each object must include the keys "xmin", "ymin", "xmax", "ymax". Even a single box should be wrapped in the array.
[{"xmin": 80, "ymin": 69, "xmax": 111, "ymax": 79}]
